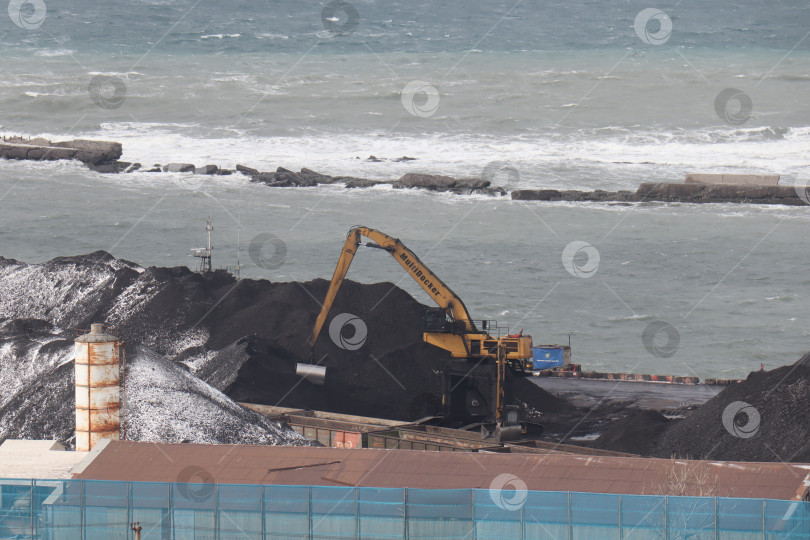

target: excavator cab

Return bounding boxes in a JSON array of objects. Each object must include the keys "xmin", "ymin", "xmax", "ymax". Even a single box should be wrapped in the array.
[{"xmin": 424, "ymin": 308, "xmax": 451, "ymax": 332}]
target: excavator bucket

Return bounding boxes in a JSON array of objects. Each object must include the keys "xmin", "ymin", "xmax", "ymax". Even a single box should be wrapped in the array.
[{"xmin": 296, "ymin": 363, "xmax": 326, "ymax": 385}]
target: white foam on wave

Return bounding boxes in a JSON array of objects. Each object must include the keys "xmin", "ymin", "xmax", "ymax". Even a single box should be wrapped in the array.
[
  {"xmin": 51, "ymin": 120, "xmax": 809, "ymax": 195},
  {"xmin": 87, "ymin": 71, "xmax": 145, "ymax": 77},
  {"xmin": 200, "ymin": 33, "xmax": 241, "ymax": 40},
  {"xmin": 34, "ymin": 49, "xmax": 76, "ymax": 57}
]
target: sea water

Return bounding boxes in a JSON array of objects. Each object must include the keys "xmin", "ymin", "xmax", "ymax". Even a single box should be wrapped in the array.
[{"xmin": 1, "ymin": 0, "xmax": 809, "ymax": 378}]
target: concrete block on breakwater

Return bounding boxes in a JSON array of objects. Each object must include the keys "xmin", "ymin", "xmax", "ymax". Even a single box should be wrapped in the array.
[{"xmin": 0, "ymin": 137, "xmax": 122, "ymax": 165}]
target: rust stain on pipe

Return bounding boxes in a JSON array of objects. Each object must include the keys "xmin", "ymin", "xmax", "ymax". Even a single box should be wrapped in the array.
[{"xmin": 74, "ymin": 323, "xmax": 121, "ymax": 451}]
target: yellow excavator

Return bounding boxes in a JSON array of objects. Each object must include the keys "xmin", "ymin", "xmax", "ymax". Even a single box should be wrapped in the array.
[{"xmin": 303, "ymin": 226, "xmax": 535, "ymax": 436}]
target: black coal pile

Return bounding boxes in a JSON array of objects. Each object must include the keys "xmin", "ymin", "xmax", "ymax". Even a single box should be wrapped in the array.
[
  {"xmin": 0, "ymin": 252, "xmax": 571, "ymax": 428},
  {"xmin": 591, "ymin": 409, "xmax": 672, "ymax": 456},
  {"xmin": 649, "ymin": 354, "xmax": 810, "ymax": 462}
]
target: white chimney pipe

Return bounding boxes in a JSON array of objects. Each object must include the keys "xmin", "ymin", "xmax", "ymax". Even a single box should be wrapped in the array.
[{"xmin": 74, "ymin": 323, "xmax": 121, "ymax": 452}]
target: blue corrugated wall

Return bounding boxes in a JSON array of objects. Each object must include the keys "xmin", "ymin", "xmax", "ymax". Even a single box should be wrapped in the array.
[{"xmin": 0, "ymin": 478, "xmax": 807, "ymax": 539}]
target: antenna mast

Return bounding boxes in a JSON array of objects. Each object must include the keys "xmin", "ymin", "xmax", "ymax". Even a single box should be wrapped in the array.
[
  {"xmin": 191, "ymin": 213, "xmax": 214, "ymax": 273},
  {"xmin": 235, "ymin": 225, "xmax": 241, "ymax": 280}
]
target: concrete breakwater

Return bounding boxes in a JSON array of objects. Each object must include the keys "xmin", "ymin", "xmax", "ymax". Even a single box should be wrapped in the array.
[
  {"xmin": 0, "ymin": 137, "xmax": 122, "ymax": 166},
  {"xmin": 512, "ymin": 182, "xmax": 809, "ymax": 206}
]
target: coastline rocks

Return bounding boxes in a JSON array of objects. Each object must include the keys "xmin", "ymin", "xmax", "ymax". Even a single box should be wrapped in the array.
[
  {"xmin": 241, "ymin": 166, "xmax": 505, "ymax": 195},
  {"xmin": 344, "ymin": 178, "xmax": 385, "ymax": 189},
  {"xmin": 249, "ymin": 167, "xmax": 334, "ymax": 187},
  {"xmin": 359, "ymin": 155, "xmax": 417, "ymax": 163},
  {"xmin": 396, "ymin": 173, "xmax": 492, "ymax": 192},
  {"xmin": 163, "ymin": 163, "xmax": 195, "ymax": 173},
  {"xmin": 194, "ymin": 164, "xmax": 219, "ymax": 175},
  {"xmin": 398, "ymin": 173, "xmax": 458, "ymax": 190},
  {"xmin": 236, "ymin": 164, "xmax": 259, "ymax": 176},
  {"xmin": 87, "ymin": 161, "xmax": 140, "ymax": 174},
  {"xmin": 393, "ymin": 172, "xmax": 503, "ymax": 195}
]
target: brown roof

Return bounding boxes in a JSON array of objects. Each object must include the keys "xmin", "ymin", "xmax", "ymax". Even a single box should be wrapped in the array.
[{"xmin": 75, "ymin": 441, "xmax": 810, "ymax": 500}]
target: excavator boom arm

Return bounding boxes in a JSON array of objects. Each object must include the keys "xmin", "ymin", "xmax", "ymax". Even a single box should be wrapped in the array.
[
  {"xmin": 308, "ymin": 226, "xmax": 476, "ymax": 348},
  {"xmin": 308, "ymin": 234, "xmax": 360, "ymax": 348}
]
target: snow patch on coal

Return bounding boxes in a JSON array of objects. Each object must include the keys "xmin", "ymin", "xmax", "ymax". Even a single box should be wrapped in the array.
[
  {"xmin": 0, "ymin": 318, "xmax": 73, "ymax": 408},
  {"xmin": 124, "ymin": 344, "xmax": 309, "ymax": 446},
  {"xmin": 0, "ymin": 252, "xmax": 141, "ymax": 330},
  {"xmin": 189, "ymin": 337, "xmax": 252, "ymax": 392},
  {"xmin": 0, "ymin": 320, "xmax": 309, "ymax": 447}
]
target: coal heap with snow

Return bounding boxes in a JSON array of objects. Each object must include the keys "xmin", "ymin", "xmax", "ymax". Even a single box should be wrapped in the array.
[
  {"xmin": 0, "ymin": 251, "xmax": 566, "ymax": 442},
  {"xmin": 0, "ymin": 317, "xmax": 309, "ymax": 447}
]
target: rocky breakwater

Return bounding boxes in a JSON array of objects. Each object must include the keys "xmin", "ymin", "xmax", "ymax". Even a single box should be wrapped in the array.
[
  {"xmin": 244, "ymin": 166, "xmax": 507, "ymax": 196},
  {"xmin": 0, "ymin": 135, "xmax": 508, "ymax": 196},
  {"xmin": 512, "ymin": 182, "xmax": 808, "ymax": 206}
]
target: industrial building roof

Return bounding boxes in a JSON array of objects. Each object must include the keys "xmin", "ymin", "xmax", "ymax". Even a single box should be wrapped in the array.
[
  {"xmin": 74, "ymin": 441, "xmax": 810, "ymax": 500},
  {"xmin": 0, "ymin": 440, "xmax": 92, "ymax": 479}
]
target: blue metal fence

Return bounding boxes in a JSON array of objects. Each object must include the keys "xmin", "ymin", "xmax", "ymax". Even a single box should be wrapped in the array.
[{"xmin": 0, "ymin": 477, "xmax": 808, "ymax": 539}]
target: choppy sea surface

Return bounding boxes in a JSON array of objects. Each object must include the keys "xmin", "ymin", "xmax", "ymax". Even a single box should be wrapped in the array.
[{"xmin": 1, "ymin": 0, "xmax": 809, "ymax": 378}]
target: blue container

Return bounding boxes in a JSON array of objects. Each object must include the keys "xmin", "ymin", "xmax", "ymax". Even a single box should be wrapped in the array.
[{"xmin": 532, "ymin": 346, "xmax": 570, "ymax": 370}]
